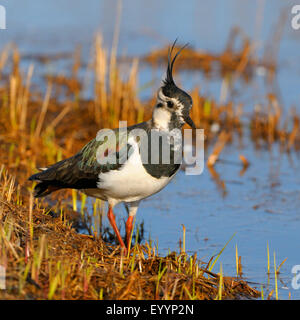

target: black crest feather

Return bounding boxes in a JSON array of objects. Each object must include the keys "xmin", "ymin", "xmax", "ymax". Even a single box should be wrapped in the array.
[{"xmin": 164, "ymin": 39, "xmax": 189, "ymax": 86}]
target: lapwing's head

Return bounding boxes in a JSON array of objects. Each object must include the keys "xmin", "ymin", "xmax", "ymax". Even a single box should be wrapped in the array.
[{"xmin": 153, "ymin": 41, "xmax": 195, "ymax": 130}]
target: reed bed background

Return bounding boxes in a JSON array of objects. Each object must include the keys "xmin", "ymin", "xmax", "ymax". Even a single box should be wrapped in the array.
[
  {"xmin": 0, "ymin": 166, "xmax": 261, "ymax": 299},
  {"xmin": 0, "ymin": 29, "xmax": 297, "ymax": 299}
]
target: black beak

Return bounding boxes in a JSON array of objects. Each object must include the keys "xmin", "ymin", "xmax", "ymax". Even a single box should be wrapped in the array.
[{"xmin": 184, "ymin": 115, "xmax": 196, "ymax": 129}]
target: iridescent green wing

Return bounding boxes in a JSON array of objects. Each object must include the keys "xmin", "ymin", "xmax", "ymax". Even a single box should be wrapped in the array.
[{"xmin": 79, "ymin": 127, "xmax": 130, "ymax": 174}]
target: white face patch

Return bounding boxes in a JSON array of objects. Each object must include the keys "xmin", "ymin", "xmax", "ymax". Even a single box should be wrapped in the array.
[
  {"xmin": 157, "ymin": 88, "xmax": 167, "ymax": 102},
  {"xmin": 155, "ymin": 88, "xmax": 186, "ymax": 128},
  {"xmin": 152, "ymin": 107, "xmax": 171, "ymax": 130},
  {"xmin": 176, "ymin": 104, "xmax": 185, "ymax": 124}
]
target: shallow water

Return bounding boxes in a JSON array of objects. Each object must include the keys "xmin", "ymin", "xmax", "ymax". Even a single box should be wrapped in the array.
[
  {"xmin": 102, "ymin": 137, "xmax": 300, "ymax": 299},
  {"xmin": 1, "ymin": 0, "xmax": 300, "ymax": 299},
  {"xmin": 2, "ymin": 0, "xmax": 300, "ymax": 108},
  {"xmin": 141, "ymin": 142, "xmax": 300, "ymax": 299}
]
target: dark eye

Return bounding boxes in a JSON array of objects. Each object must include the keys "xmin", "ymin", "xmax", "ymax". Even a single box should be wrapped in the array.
[{"xmin": 167, "ymin": 101, "xmax": 174, "ymax": 108}]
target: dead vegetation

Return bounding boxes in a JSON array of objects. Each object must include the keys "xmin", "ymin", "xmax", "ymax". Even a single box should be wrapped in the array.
[
  {"xmin": 0, "ymin": 167, "xmax": 260, "ymax": 300},
  {"xmin": 0, "ymin": 28, "xmax": 298, "ymax": 299},
  {"xmin": 143, "ymin": 28, "xmax": 276, "ymax": 82}
]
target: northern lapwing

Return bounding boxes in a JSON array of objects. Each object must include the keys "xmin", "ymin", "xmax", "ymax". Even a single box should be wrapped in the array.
[{"xmin": 29, "ymin": 41, "xmax": 195, "ymax": 254}]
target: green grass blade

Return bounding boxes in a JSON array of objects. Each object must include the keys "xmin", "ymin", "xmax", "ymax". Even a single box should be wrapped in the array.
[{"xmin": 209, "ymin": 232, "xmax": 236, "ymax": 272}]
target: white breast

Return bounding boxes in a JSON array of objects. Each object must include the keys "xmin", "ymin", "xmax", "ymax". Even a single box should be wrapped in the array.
[{"xmin": 86, "ymin": 136, "xmax": 175, "ymax": 204}]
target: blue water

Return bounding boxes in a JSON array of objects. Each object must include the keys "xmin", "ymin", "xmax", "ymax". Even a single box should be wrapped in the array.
[
  {"xmin": 1, "ymin": 0, "xmax": 300, "ymax": 299},
  {"xmin": 1, "ymin": 0, "xmax": 300, "ymax": 107},
  {"xmin": 106, "ymin": 138, "xmax": 300, "ymax": 299}
]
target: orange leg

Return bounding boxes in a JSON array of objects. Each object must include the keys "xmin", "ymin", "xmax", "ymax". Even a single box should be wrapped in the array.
[
  {"xmin": 125, "ymin": 215, "xmax": 134, "ymax": 250},
  {"xmin": 107, "ymin": 206, "xmax": 126, "ymax": 252}
]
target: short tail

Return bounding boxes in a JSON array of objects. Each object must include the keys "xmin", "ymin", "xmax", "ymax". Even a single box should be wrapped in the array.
[
  {"xmin": 30, "ymin": 181, "xmax": 60, "ymax": 198},
  {"xmin": 29, "ymin": 170, "xmax": 61, "ymax": 198},
  {"xmin": 29, "ymin": 153, "xmax": 96, "ymax": 198},
  {"xmin": 28, "ymin": 160, "xmax": 69, "ymax": 198}
]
